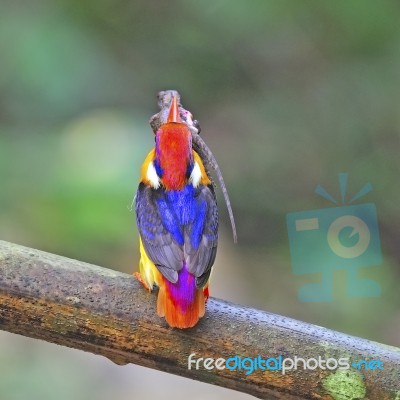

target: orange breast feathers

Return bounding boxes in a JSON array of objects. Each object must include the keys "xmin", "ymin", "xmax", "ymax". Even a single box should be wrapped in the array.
[{"xmin": 140, "ymin": 149, "xmax": 211, "ymax": 188}]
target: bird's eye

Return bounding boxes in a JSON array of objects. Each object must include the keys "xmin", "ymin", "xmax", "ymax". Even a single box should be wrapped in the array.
[{"xmin": 193, "ymin": 120, "xmax": 201, "ymax": 134}]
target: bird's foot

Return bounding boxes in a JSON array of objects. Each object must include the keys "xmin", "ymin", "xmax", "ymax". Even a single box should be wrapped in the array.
[
  {"xmin": 133, "ymin": 272, "xmax": 152, "ymax": 292},
  {"xmin": 203, "ymin": 287, "xmax": 209, "ymax": 302}
]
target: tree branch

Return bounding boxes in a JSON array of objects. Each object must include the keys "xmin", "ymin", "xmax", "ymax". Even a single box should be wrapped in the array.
[{"xmin": 0, "ymin": 240, "xmax": 398, "ymax": 399}]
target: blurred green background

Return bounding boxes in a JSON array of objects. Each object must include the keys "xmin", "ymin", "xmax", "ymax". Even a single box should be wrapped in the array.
[{"xmin": 0, "ymin": 0, "xmax": 399, "ymax": 399}]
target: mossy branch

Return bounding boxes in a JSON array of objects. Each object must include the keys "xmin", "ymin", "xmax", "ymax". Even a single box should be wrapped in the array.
[{"xmin": 0, "ymin": 240, "xmax": 399, "ymax": 399}]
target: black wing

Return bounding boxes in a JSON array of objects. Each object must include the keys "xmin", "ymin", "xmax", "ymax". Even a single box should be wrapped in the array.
[
  {"xmin": 136, "ymin": 183, "xmax": 218, "ymax": 288},
  {"xmin": 135, "ymin": 183, "xmax": 183, "ymax": 283}
]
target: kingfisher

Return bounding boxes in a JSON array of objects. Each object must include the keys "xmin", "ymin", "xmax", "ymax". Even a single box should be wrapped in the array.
[{"xmin": 134, "ymin": 93, "xmax": 235, "ymax": 329}]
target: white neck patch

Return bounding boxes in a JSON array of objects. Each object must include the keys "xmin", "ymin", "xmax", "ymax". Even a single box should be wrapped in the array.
[
  {"xmin": 146, "ymin": 161, "xmax": 160, "ymax": 189},
  {"xmin": 189, "ymin": 161, "xmax": 202, "ymax": 188}
]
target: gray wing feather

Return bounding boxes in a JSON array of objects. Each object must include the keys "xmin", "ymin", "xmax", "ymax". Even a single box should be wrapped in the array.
[
  {"xmin": 136, "ymin": 183, "xmax": 218, "ymax": 287},
  {"xmin": 184, "ymin": 185, "xmax": 218, "ymax": 288},
  {"xmin": 135, "ymin": 183, "xmax": 183, "ymax": 283}
]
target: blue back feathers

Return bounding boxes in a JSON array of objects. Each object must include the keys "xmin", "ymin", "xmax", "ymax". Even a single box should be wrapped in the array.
[{"xmin": 156, "ymin": 184, "xmax": 207, "ymax": 249}]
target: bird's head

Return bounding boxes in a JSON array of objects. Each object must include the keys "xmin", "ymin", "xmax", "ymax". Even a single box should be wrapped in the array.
[
  {"xmin": 154, "ymin": 95, "xmax": 193, "ymax": 190},
  {"xmin": 156, "ymin": 94, "xmax": 191, "ymax": 140},
  {"xmin": 150, "ymin": 90, "xmax": 201, "ymax": 135}
]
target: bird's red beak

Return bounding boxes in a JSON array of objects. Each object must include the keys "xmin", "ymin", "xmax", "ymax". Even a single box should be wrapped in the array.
[{"xmin": 167, "ymin": 95, "xmax": 181, "ymax": 123}]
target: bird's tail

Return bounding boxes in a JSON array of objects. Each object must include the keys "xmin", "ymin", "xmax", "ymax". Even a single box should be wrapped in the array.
[{"xmin": 157, "ymin": 264, "xmax": 206, "ymax": 329}]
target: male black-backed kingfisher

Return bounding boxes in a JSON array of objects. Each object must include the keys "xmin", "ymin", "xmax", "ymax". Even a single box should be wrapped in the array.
[{"xmin": 135, "ymin": 93, "xmax": 234, "ymax": 329}]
